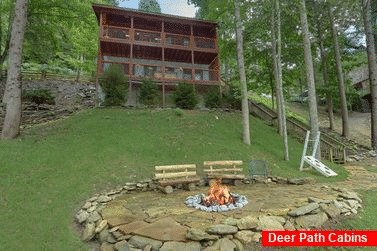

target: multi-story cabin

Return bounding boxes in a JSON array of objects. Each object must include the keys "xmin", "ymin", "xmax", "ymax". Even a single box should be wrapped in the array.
[{"xmin": 92, "ymin": 4, "xmax": 220, "ymax": 106}]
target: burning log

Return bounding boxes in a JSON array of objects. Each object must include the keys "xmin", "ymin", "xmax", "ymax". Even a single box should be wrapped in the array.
[{"xmin": 201, "ymin": 178, "xmax": 235, "ymax": 207}]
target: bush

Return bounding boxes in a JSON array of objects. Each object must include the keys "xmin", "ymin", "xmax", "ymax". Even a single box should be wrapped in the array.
[
  {"xmin": 139, "ymin": 78, "xmax": 158, "ymax": 106},
  {"xmin": 23, "ymin": 89, "xmax": 55, "ymax": 109},
  {"xmin": 173, "ymin": 82, "xmax": 198, "ymax": 109},
  {"xmin": 204, "ymin": 91, "xmax": 222, "ymax": 109},
  {"xmin": 223, "ymin": 85, "xmax": 242, "ymax": 110},
  {"xmin": 100, "ymin": 64, "xmax": 128, "ymax": 106},
  {"xmin": 174, "ymin": 108, "xmax": 184, "ymax": 117}
]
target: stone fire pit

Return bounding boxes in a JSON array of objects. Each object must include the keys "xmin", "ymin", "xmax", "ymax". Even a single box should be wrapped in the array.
[{"xmin": 185, "ymin": 193, "xmax": 248, "ymax": 212}]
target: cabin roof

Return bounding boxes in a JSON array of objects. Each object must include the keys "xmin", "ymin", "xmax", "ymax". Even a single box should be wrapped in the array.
[{"xmin": 92, "ymin": 3, "xmax": 218, "ymax": 28}]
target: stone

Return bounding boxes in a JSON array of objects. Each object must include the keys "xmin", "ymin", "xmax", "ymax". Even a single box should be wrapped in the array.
[
  {"xmin": 345, "ymin": 199, "xmax": 361, "ymax": 209},
  {"xmin": 88, "ymin": 211, "xmax": 102, "ymax": 223},
  {"xmin": 96, "ymin": 220, "xmax": 108, "ymax": 233},
  {"xmin": 369, "ymin": 150, "xmax": 377, "ymax": 157},
  {"xmin": 256, "ymin": 216, "xmax": 285, "ymax": 231},
  {"xmin": 288, "ymin": 203, "xmax": 319, "ymax": 217},
  {"xmin": 111, "ymin": 230, "xmax": 124, "ymax": 240},
  {"xmin": 287, "ymin": 177, "xmax": 314, "ymax": 185},
  {"xmin": 76, "ymin": 210, "xmax": 89, "ymax": 224},
  {"xmin": 283, "ymin": 220, "xmax": 296, "ymax": 230},
  {"xmin": 206, "ymin": 224, "xmax": 238, "ymax": 235},
  {"xmin": 231, "ymin": 239, "xmax": 244, "ymax": 251},
  {"xmin": 320, "ymin": 204, "xmax": 341, "ymax": 219},
  {"xmin": 87, "ymin": 205, "xmax": 97, "ymax": 213},
  {"xmin": 101, "ymin": 204, "xmax": 137, "ymax": 227},
  {"xmin": 128, "ymin": 236, "xmax": 162, "ymax": 251},
  {"xmin": 234, "ymin": 230, "xmax": 259, "ymax": 244},
  {"xmin": 107, "ymin": 234, "xmax": 117, "ymax": 244},
  {"xmin": 82, "ymin": 202, "xmax": 92, "ymax": 210},
  {"xmin": 183, "ymin": 183, "xmax": 197, "ymax": 191},
  {"xmin": 101, "ymin": 243, "xmax": 115, "ymax": 251},
  {"xmin": 115, "ymin": 240, "xmax": 130, "ymax": 251},
  {"xmin": 99, "ymin": 230, "xmax": 111, "ymax": 243},
  {"xmin": 210, "ymin": 238, "xmax": 237, "ymax": 251},
  {"xmin": 133, "ymin": 217, "xmax": 188, "ymax": 242},
  {"xmin": 88, "ymin": 196, "xmax": 98, "ymax": 202},
  {"xmin": 237, "ymin": 216, "xmax": 259, "ymax": 230},
  {"xmin": 223, "ymin": 217, "xmax": 239, "ymax": 226},
  {"xmin": 98, "ymin": 195, "xmax": 112, "ymax": 203},
  {"xmin": 333, "ymin": 200, "xmax": 351, "ymax": 213},
  {"xmin": 295, "ymin": 212, "xmax": 328, "ymax": 229},
  {"xmin": 82, "ymin": 222, "xmax": 96, "ymax": 241},
  {"xmin": 351, "ymin": 208, "xmax": 358, "ymax": 214},
  {"xmin": 119, "ymin": 221, "xmax": 150, "ymax": 235},
  {"xmin": 186, "ymin": 228, "xmax": 219, "ymax": 241},
  {"xmin": 339, "ymin": 192, "xmax": 362, "ymax": 203},
  {"xmin": 160, "ymin": 241, "xmax": 201, "ymax": 251},
  {"xmin": 109, "ymin": 226, "xmax": 119, "ymax": 232},
  {"xmin": 143, "ymin": 244, "xmax": 152, "ymax": 251},
  {"xmin": 123, "ymin": 185, "xmax": 137, "ymax": 191}
]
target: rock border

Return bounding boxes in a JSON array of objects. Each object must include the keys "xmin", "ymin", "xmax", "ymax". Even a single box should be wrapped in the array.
[{"xmin": 74, "ymin": 178, "xmax": 363, "ymax": 251}]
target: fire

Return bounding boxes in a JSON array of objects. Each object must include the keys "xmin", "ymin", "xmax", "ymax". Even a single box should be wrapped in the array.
[{"xmin": 202, "ymin": 178, "xmax": 234, "ymax": 206}]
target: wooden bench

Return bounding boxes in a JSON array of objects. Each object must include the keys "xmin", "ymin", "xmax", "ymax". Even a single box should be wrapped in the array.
[
  {"xmin": 203, "ymin": 160, "xmax": 245, "ymax": 186},
  {"xmin": 155, "ymin": 164, "xmax": 200, "ymax": 194}
]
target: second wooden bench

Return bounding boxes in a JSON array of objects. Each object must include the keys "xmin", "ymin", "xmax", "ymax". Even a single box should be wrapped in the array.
[{"xmin": 203, "ymin": 160, "xmax": 245, "ymax": 186}]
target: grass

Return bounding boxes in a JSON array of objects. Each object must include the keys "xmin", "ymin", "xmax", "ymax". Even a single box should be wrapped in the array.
[{"xmin": 0, "ymin": 108, "xmax": 348, "ymax": 250}]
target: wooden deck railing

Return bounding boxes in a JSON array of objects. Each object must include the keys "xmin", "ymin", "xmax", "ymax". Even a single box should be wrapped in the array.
[
  {"xmin": 248, "ymin": 100, "xmax": 347, "ymax": 164},
  {"xmin": 101, "ymin": 26, "xmax": 217, "ymax": 51}
]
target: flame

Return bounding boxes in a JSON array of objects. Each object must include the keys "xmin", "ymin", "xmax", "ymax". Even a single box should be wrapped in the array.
[{"xmin": 203, "ymin": 178, "xmax": 234, "ymax": 206}]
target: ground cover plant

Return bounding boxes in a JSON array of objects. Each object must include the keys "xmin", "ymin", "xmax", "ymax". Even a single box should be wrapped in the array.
[{"xmin": 0, "ymin": 108, "xmax": 347, "ymax": 250}]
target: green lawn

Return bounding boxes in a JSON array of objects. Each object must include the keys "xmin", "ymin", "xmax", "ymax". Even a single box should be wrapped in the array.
[{"xmin": 0, "ymin": 108, "xmax": 347, "ymax": 250}]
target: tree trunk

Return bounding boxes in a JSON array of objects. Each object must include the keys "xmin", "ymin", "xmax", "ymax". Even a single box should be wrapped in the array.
[
  {"xmin": 362, "ymin": 0, "xmax": 377, "ymax": 150},
  {"xmin": 271, "ymin": 0, "xmax": 289, "ymax": 160},
  {"xmin": 1, "ymin": 0, "xmax": 29, "ymax": 139},
  {"xmin": 299, "ymin": 0, "xmax": 320, "ymax": 157},
  {"xmin": 314, "ymin": 0, "xmax": 335, "ymax": 131},
  {"xmin": 234, "ymin": 0, "xmax": 250, "ymax": 145},
  {"xmin": 329, "ymin": 6, "xmax": 350, "ymax": 138}
]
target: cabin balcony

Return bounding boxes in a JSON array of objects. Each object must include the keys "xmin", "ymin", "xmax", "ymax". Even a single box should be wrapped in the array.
[{"xmin": 101, "ymin": 25, "xmax": 218, "ymax": 52}]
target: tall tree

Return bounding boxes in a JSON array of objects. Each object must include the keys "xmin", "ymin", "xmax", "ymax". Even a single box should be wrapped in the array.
[
  {"xmin": 299, "ymin": 0, "xmax": 320, "ymax": 155},
  {"xmin": 271, "ymin": 0, "xmax": 289, "ymax": 160},
  {"xmin": 313, "ymin": 0, "xmax": 335, "ymax": 131},
  {"xmin": 329, "ymin": 4, "xmax": 350, "ymax": 138},
  {"xmin": 138, "ymin": 0, "xmax": 161, "ymax": 13},
  {"xmin": 1, "ymin": 0, "xmax": 28, "ymax": 139},
  {"xmin": 234, "ymin": 0, "xmax": 250, "ymax": 145},
  {"xmin": 362, "ymin": 0, "xmax": 377, "ymax": 150}
]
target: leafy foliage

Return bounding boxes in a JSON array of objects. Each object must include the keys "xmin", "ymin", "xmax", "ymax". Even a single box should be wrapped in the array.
[
  {"xmin": 204, "ymin": 91, "xmax": 222, "ymax": 109},
  {"xmin": 23, "ymin": 89, "xmax": 55, "ymax": 107},
  {"xmin": 100, "ymin": 64, "xmax": 128, "ymax": 106},
  {"xmin": 223, "ymin": 84, "xmax": 242, "ymax": 110},
  {"xmin": 138, "ymin": 0, "xmax": 161, "ymax": 13},
  {"xmin": 139, "ymin": 78, "xmax": 158, "ymax": 106},
  {"xmin": 173, "ymin": 82, "xmax": 198, "ymax": 109}
]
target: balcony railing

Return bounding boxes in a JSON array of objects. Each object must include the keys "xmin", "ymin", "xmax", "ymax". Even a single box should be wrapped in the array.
[
  {"xmin": 98, "ymin": 61, "xmax": 219, "ymax": 83},
  {"xmin": 103, "ymin": 25, "xmax": 131, "ymax": 40},
  {"xmin": 195, "ymin": 37, "xmax": 216, "ymax": 49},
  {"xmin": 135, "ymin": 30, "xmax": 161, "ymax": 43},
  {"xmin": 165, "ymin": 34, "xmax": 190, "ymax": 47},
  {"xmin": 101, "ymin": 27, "xmax": 217, "ymax": 50}
]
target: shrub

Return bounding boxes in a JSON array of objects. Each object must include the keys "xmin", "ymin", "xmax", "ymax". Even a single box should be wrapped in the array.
[
  {"xmin": 223, "ymin": 85, "xmax": 242, "ymax": 110},
  {"xmin": 23, "ymin": 89, "xmax": 55, "ymax": 109},
  {"xmin": 173, "ymin": 82, "xmax": 198, "ymax": 109},
  {"xmin": 139, "ymin": 78, "xmax": 158, "ymax": 106},
  {"xmin": 204, "ymin": 91, "xmax": 222, "ymax": 109},
  {"xmin": 100, "ymin": 64, "xmax": 128, "ymax": 106},
  {"xmin": 174, "ymin": 108, "xmax": 184, "ymax": 117}
]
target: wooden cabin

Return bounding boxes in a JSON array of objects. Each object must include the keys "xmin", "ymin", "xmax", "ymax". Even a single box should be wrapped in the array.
[{"xmin": 92, "ymin": 4, "xmax": 220, "ymax": 106}]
